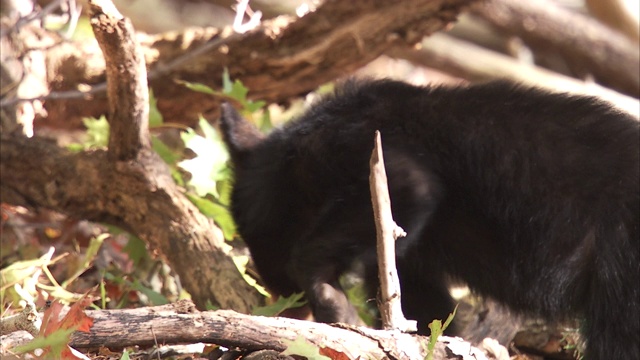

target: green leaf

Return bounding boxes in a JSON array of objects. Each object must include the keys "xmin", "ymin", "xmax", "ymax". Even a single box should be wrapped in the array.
[
  {"xmin": 259, "ymin": 107, "xmax": 273, "ymax": 132},
  {"xmin": 82, "ymin": 115, "xmax": 110, "ymax": 149},
  {"xmin": 61, "ymin": 233, "xmax": 108, "ymax": 287},
  {"xmin": 100, "ymin": 275, "xmax": 107, "ymax": 309},
  {"xmin": 245, "ymin": 100, "xmax": 266, "ymax": 113},
  {"xmin": 441, "ymin": 304, "xmax": 457, "ymax": 332},
  {"xmin": 424, "ymin": 305, "xmax": 457, "ymax": 360},
  {"xmin": 14, "ymin": 327, "xmax": 76, "ymax": 356},
  {"xmin": 102, "ymin": 270, "xmax": 168, "ymax": 306},
  {"xmin": 187, "ymin": 194, "xmax": 236, "ymax": 240},
  {"xmin": 120, "ymin": 350, "xmax": 131, "ymax": 360},
  {"xmin": 282, "ymin": 336, "xmax": 331, "ymax": 360},
  {"xmin": 148, "ymin": 89, "xmax": 164, "ymax": 127},
  {"xmin": 222, "ymin": 67, "xmax": 233, "ymax": 93},
  {"xmin": 67, "ymin": 143, "xmax": 85, "ymax": 152},
  {"xmin": 151, "ymin": 136, "xmax": 181, "ymax": 165},
  {"xmin": 178, "ymin": 80, "xmax": 216, "ymax": 95},
  {"xmin": 123, "ymin": 235, "xmax": 149, "ymax": 267},
  {"xmin": 227, "ymin": 80, "xmax": 250, "ymax": 104},
  {"xmin": 252, "ymin": 292, "xmax": 306, "ymax": 317},
  {"xmin": 181, "ymin": 70, "xmax": 267, "ymax": 130},
  {"xmin": 205, "ymin": 299, "xmax": 219, "ymax": 311},
  {"xmin": 232, "ymin": 255, "xmax": 269, "ymax": 297},
  {"xmin": 130, "ymin": 279, "xmax": 169, "ymax": 305},
  {"xmin": 344, "ymin": 281, "xmax": 377, "ymax": 326},
  {"xmin": 216, "ymin": 178, "xmax": 234, "ymax": 207}
]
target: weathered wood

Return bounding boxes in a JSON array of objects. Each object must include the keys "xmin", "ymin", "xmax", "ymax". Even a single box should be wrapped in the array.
[
  {"xmin": 473, "ymin": 0, "xmax": 640, "ymax": 98},
  {"xmin": 389, "ymin": 33, "xmax": 640, "ymax": 118},
  {"xmin": 65, "ymin": 301, "xmax": 493, "ymax": 360},
  {"xmin": 0, "ymin": 135, "xmax": 261, "ymax": 312},
  {"xmin": 0, "ymin": 0, "xmax": 477, "ymax": 317},
  {"xmin": 89, "ymin": 0, "xmax": 150, "ymax": 161},
  {"xmin": 26, "ymin": 0, "xmax": 475, "ymax": 128},
  {"xmin": 369, "ymin": 131, "xmax": 415, "ymax": 332},
  {"xmin": 1, "ymin": 0, "xmax": 262, "ymax": 313}
]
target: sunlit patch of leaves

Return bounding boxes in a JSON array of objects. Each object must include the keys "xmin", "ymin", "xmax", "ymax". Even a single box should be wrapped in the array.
[
  {"xmin": 68, "ymin": 116, "xmax": 110, "ymax": 152},
  {"xmin": 179, "ymin": 68, "xmax": 272, "ymax": 131},
  {"xmin": 1, "ymin": 238, "xmax": 105, "ymax": 311}
]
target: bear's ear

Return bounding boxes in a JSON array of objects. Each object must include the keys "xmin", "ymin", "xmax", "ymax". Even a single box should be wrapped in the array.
[{"xmin": 219, "ymin": 102, "xmax": 265, "ymax": 164}]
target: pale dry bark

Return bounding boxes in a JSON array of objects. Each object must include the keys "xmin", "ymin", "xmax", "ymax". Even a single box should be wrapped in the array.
[
  {"xmin": 389, "ymin": 33, "xmax": 640, "ymax": 118},
  {"xmin": 473, "ymin": 0, "xmax": 640, "ymax": 98},
  {"xmin": 369, "ymin": 131, "xmax": 415, "ymax": 333},
  {"xmin": 1, "ymin": 300, "xmax": 502, "ymax": 360},
  {"xmin": 1, "ymin": 0, "xmax": 475, "ymax": 130}
]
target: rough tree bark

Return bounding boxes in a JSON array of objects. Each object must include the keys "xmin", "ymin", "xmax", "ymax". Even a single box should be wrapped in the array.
[
  {"xmin": 1, "ymin": 0, "xmax": 262, "ymax": 312},
  {"xmin": 2, "ymin": 301, "xmax": 503, "ymax": 360},
  {"xmin": 1, "ymin": 0, "xmax": 476, "ymax": 129},
  {"xmin": 4, "ymin": 0, "xmax": 635, "ymax": 131}
]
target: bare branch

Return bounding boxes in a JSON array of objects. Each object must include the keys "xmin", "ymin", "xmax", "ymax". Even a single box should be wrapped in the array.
[
  {"xmin": 369, "ymin": 131, "xmax": 415, "ymax": 333},
  {"xmin": 89, "ymin": 0, "xmax": 150, "ymax": 161},
  {"xmin": 3, "ymin": 0, "xmax": 476, "ymax": 128},
  {"xmin": 586, "ymin": 0, "xmax": 639, "ymax": 42},
  {"xmin": 472, "ymin": 0, "xmax": 640, "ymax": 98},
  {"xmin": 70, "ymin": 301, "xmax": 495, "ymax": 360},
  {"xmin": 0, "ymin": 123, "xmax": 261, "ymax": 313},
  {"xmin": 389, "ymin": 33, "xmax": 640, "ymax": 119}
]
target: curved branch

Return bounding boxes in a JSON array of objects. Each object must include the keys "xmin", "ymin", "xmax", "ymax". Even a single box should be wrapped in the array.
[
  {"xmin": 89, "ymin": 0, "xmax": 150, "ymax": 161},
  {"xmin": 24, "ymin": 0, "xmax": 476, "ymax": 128},
  {"xmin": 0, "ymin": 125, "xmax": 261, "ymax": 313},
  {"xmin": 586, "ymin": 0, "xmax": 639, "ymax": 42},
  {"xmin": 472, "ymin": 0, "xmax": 640, "ymax": 98},
  {"xmin": 389, "ymin": 33, "xmax": 640, "ymax": 118}
]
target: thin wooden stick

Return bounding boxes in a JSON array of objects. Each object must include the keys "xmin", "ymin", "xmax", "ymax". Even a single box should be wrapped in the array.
[{"xmin": 369, "ymin": 130, "xmax": 417, "ymax": 332}]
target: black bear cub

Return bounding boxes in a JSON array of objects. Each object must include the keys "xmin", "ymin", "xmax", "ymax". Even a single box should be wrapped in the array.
[{"xmin": 219, "ymin": 79, "xmax": 639, "ymax": 360}]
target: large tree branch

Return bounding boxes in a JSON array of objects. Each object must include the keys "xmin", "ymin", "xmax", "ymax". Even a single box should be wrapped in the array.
[
  {"xmin": 16, "ymin": 0, "xmax": 475, "ymax": 129},
  {"xmin": 2, "ymin": 300, "xmax": 501, "ymax": 360},
  {"xmin": 389, "ymin": 33, "xmax": 640, "ymax": 118},
  {"xmin": 0, "ymin": 127, "xmax": 260, "ymax": 313},
  {"xmin": 472, "ymin": 0, "xmax": 640, "ymax": 98},
  {"xmin": 0, "ymin": 0, "xmax": 262, "ymax": 312}
]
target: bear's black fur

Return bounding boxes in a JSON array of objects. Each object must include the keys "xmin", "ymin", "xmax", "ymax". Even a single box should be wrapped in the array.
[{"xmin": 219, "ymin": 79, "xmax": 639, "ymax": 359}]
